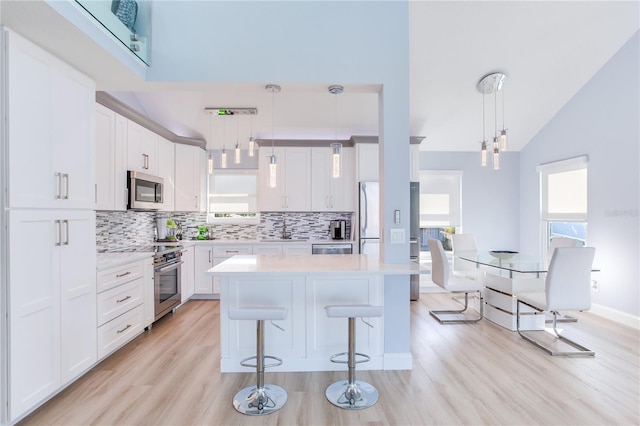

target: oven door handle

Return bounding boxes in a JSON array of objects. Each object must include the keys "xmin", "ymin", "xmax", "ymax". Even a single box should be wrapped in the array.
[{"xmin": 156, "ymin": 261, "xmax": 183, "ymax": 273}]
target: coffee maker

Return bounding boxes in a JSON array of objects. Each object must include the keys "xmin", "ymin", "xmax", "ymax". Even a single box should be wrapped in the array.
[{"xmin": 329, "ymin": 220, "xmax": 347, "ymax": 240}]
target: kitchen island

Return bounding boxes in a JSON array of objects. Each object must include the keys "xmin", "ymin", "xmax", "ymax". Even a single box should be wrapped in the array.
[{"xmin": 207, "ymin": 254, "xmax": 428, "ymax": 372}]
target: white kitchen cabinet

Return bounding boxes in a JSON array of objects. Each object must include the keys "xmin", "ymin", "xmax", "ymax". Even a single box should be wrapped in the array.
[
  {"xmin": 253, "ymin": 243, "xmax": 283, "ymax": 255},
  {"xmin": 96, "ymin": 257, "xmax": 151, "ymax": 360},
  {"xmin": 356, "ymin": 143, "xmax": 379, "ymax": 182},
  {"xmin": 181, "ymin": 247, "xmax": 195, "ymax": 303},
  {"xmin": 410, "ymin": 144, "xmax": 420, "ymax": 182},
  {"xmin": 8, "ymin": 209, "xmax": 96, "ymax": 421},
  {"xmin": 194, "ymin": 245, "xmax": 214, "ymax": 294},
  {"xmin": 283, "ymin": 243, "xmax": 313, "ymax": 255},
  {"xmin": 158, "ymin": 137, "xmax": 175, "ymax": 212},
  {"xmin": 6, "ymin": 30, "xmax": 95, "ymax": 210},
  {"xmin": 95, "ymin": 104, "xmax": 128, "ymax": 211},
  {"xmin": 258, "ymin": 147, "xmax": 311, "ymax": 211},
  {"xmin": 175, "ymin": 143, "xmax": 204, "ymax": 212},
  {"xmin": 311, "ymin": 147, "xmax": 355, "ymax": 211},
  {"xmin": 127, "ymin": 120, "xmax": 158, "ymax": 175},
  {"xmin": 211, "ymin": 245, "xmax": 254, "ymax": 295}
]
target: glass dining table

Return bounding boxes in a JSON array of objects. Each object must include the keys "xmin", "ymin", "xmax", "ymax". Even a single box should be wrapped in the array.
[{"xmin": 452, "ymin": 250, "xmax": 598, "ymax": 331}]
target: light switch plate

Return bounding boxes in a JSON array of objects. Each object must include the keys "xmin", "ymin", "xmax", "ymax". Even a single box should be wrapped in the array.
[{"xmin": 390, "ymin": 228, "xmax": 405, "ymax": 244}]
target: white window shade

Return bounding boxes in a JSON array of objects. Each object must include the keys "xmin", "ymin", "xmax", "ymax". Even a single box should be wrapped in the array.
[
  {"xmin": 539, "ymin": 156, "xmax": 588, "ymax": 221},
  {"xmin": 419, "ymin": 170, "xmax": 462, "ymax": 227},
  {"xmin": 208, "ymin": 170, "xmax": 258, "ymax": 221}
]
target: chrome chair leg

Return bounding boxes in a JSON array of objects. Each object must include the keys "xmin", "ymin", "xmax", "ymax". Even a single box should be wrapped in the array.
[
  {"xmin": 429, "ymin": 291, "xmax": 483, "ymax": 324},
  {"xmin": 516, "ymin": 301, "xmax": 594, "ymax": 357}
]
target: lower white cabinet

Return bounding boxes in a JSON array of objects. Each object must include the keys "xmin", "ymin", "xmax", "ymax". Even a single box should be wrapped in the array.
[
  {"xmin": 181, "ymin": 246, "xmax": 195, "ymax": 303},
  {"xmin": 8, "ymin": 209, "xmax": 96, "ymax": 422},
  {"xmin": 96, "ymin": 257, "xmax": 152, "ymax": 360},
  {"xmin": 194, "ymin": 245, "xmax": 214, "ymax": 294}
]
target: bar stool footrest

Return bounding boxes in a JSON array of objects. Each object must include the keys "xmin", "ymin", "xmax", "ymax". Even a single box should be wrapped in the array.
[
  {"xmin": 239, "ymin": 355, "xmax": 283, "ymax": 369},
  {"xmin": 329, "ymin": 351, "xmax": 371, "ymax": 364}
]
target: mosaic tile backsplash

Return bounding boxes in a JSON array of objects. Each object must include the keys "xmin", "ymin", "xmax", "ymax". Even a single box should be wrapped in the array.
[{"xmin": 96, "ymin": 210, "xmax": 355, "ymax": 251}]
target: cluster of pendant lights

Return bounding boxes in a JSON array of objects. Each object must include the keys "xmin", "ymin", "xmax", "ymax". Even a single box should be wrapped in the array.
[
  {"xmin": 206, "ymin": 83, "xmax": 344, "ymax": 189},
  {"xmin": 477, "ymin": 72, "xmax": 508, "ymax": 170}
]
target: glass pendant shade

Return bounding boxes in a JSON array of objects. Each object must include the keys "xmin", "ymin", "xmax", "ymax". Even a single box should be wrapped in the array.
[
  {"xmin": 269, "ymin": 154, "xmax": 277, "ymax": 188},
  {"xmin": 234, "ymin": 143, "xmax": 241, "ymax": 164},
  {"xmin": 500, "ymin": 129, "xmax": 508, "ymax": 151},
  {"xmin": 481, "ymin": 141, "xmax": 487, "ymax": 167},
  {"xmin": 248, "ymin": 137, "xmax": 255, "ymax": 157},
  {"xmin": 221, "ymin": 148, "xmax": 227, "ymax": 169},
  {"xmin": 331, "ymin": 142, "xmax": 342, "ymax": 178},
  {"xmin": 493, "ymin": 147, "xmax": 500, "ymax": 170}
]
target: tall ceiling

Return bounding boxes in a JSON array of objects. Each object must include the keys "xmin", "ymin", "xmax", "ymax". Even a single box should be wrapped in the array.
[{"xmin": 2, "ymin": 1, "xmax": 638, "ymax": 152}]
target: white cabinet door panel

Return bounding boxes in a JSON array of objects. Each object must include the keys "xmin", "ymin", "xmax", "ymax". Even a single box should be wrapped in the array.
[
  {"xmin": 194, "ymin": 245, "xmax": 214, "ymax": 294},
  {"xmin": 158, "ymin": 137, "xmax": 175, "ymax": 212},
  {"xmin": 8, "ymin": 211, "xmax": 61, "ymax": 420}
]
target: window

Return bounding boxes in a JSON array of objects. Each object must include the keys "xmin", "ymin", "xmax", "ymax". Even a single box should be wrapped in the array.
[
  {"xmin": 207, "ymin": 169, "xmax": 259, "ymax": 223},
  {"xmin": 419, "ymin": 170, "xmax": 462, "ymax": 252},
  {"xmin": 537, "ymin": 156, "xmax": 588, "ymax": 252}
]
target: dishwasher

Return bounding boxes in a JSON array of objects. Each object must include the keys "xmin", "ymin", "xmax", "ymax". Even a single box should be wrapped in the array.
[{"xmin": 311, "ymin": 243, "xmax": 353, "ymax": 255}]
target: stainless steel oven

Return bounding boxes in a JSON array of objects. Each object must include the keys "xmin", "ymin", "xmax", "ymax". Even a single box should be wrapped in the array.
[{"xmin": 154, "ymin": 246, "xmax": 182, "ymax": 321}]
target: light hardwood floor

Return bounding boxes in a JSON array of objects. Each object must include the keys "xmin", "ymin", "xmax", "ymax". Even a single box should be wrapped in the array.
[{"xmin": 20, "ymin": 295, "xmax": 640, "ymax": 425}]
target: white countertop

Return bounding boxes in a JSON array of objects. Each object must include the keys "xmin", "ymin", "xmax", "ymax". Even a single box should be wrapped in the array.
[
  {"xmin": 207, "ymin": 254, "xmax": 429, "ymax": 276},
  {"xmin": 96, "ymin": 252, "xmax": 154, "ymax": 271}
]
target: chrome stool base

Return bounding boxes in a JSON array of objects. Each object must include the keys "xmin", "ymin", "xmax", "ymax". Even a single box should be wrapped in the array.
[
  {"xmin": 326, "ymin": 380, "xmax": 379, "ymax": 410},
  {"xmin": 232, "ymin": 384, "xmax": 288, "ymax": 416}
]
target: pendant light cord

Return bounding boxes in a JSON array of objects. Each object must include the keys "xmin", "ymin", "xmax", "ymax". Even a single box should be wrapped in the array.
[{"xmin": 271, "ymin": 88, "xmax": 275, "ymax": 155}]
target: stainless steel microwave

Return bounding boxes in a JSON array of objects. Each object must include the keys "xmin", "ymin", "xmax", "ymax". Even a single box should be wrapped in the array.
[{"xmin": 127, "ymin": 171, "xmax": 163, "ymax": 210}]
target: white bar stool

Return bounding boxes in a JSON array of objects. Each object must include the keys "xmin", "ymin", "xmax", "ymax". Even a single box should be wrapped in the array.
[
  {"xmin": 324, "ymin": 304, "xmax": 383, "ymax": 410},
  {"xmin": 228, "ymin": 307, "xmax": 288, "ymax": 415}
]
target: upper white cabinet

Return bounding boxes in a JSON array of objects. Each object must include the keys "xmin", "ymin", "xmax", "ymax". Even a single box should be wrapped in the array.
[
  {"xmin": 95, "ymin": 103, "xmax": 128, "ymax": 211},
  {"xmin": 356, "ymin": 142, "xmax": 421, "ymax": 182},
  {"xmin": 158, "ymin": 137, "xmax": 175, "ymax": 212},
  {"xmin": 311, "ymin": 147, "xmax": 355, "ymax": 212},
  {"xmin": 410, "ymin": 144, "xmax": 420, "ymax": 182},
  {"xmin": 8, "ymin": 209, "xmax": 96, "ymax": 421},
  {"xmin": 6, "ymin": 30, "xmax": 95, "ymax": 210},
  {"xmin": 174, "ymin": 143, "xmax": 204, "ymax": 212},
  {"xmin": 127, "ymin": 120, "xmax": 158, "ymax": 175},
  {"xmin": 258, "ymin": 147, "xmax": 311, "ymax": 211}
]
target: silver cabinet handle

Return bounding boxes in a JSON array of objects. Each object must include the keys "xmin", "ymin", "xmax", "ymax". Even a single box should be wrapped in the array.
[
  {"xmin": 63, "ymin": 220, "xmax": 69, "ymax": 245},
  {"xmin": 195, "ymin": 195, "xmax": 198, "ymax": 209},
  {"xmin": 117, "ymin": 295, "xmax": 132, "ymax": 303},
  {"xmin": 54, "ymin": 220, "xmax": 62, "ymax": 246},
  {"xmin": 325, "ymin": 195, "xmax": 329, "ymax": 208},
  {"xmin": 330, "ymin": 195, "xmax": 334, "ymax": 209},
  {"xmin": 142, "ymin": 154, "xmax": 148, "ymax": 170},
  {"xmin": 116, "ymin": 271, "xmax": 131, "ymax": 278},
  {"xmin": 225, "ymin": 250, "xmax": 239, "ymax": 254},
  {"xmin": 117, "ymin": 324, "xmax": 132, "ymax": 334},
  {"xmin": 95, "ymin": 183, "xmax": 98, "ymax": 204},
  {"xmin": 55, "ymin": 173, "xmax": 62, "ymax": 199},
  {"xmin": 209, "ymin": 250, "xmax": 212, "ymax": 263},
  {"xmin": 62, "ymin": 174, "xmax": 69, "ymax": 199}
]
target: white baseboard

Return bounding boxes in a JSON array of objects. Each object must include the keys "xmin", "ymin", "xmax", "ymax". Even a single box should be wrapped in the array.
[
  {"xmin": 590, "ymin": 303, "xmax": 640, "ymax": 329},
  {"xmin": 383, "ymin": 352, "xmax": 413, "ymax": 370}
]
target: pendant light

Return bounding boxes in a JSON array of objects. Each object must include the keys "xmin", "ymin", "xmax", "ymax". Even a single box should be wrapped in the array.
[
  {"xmin": 266, "ymin": 84, "xmax": 281, "ymax": 188},
  {"xmin": 499, "ymin": 85, "xmax": 508, "ymax": 151},
  {"xmin": 477, "ymin": 72, "xmax": 507, "ymax": 170},
  {"xmin": 493, "ymin": 90, "xmax": 500, "ymax": 170},
  {"xmin": 328, "ymin": 85, "xmax": 343, "ymax": 178},
  {"xmin": 220, "ymin": 117, "xmax": 228, "ymax": 169},
  {"xmin": 248, "ymin": 114, "xmax": 256, "ymax": 157},
  {"xmin": 207, "ymin": 111, "xmax": 214, "ymax": 174},
  {"xmin": 480, "ymin": 90, "xmax": 488, "ymax": 167},
  {"xmin": 234, "ymin": 114, "xmax": 241, "ymax": 164}
]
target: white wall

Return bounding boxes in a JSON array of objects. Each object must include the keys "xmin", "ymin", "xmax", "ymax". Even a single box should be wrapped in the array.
[
  {"xmin": 419, "ymin": 151, "xmax": 521, "ymax": 250},
  {"xmin": 520, "ymin": 32, "xmax": 639, "ymax": 318}
]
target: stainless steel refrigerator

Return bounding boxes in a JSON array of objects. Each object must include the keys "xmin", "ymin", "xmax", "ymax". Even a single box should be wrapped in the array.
[{"xmin": 359, "ymin": 181, "xmax": 421, "ymax": 300}]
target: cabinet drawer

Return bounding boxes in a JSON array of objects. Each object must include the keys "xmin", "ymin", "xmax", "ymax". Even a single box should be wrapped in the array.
[
  {"xmin": 97, "ymin": 304, "xmax": 144, "ymax": 360},
  {"xmin": 97, "ymin": 278, "xmax": 143, "ymax": 326},
  {"xmin": 283, "ymin": 244, "xmax": 312, "ymax": 255},
  {"xmin": 253, "ymin": 244, "xmax": 283, "ymax": 255},
  {"xmin": 97, "ymin": 261, "xmax": 144, "ymax": 293},
  {"xmin": 212, "ymin": 245, "xmax": 252, "ymax": 257}
]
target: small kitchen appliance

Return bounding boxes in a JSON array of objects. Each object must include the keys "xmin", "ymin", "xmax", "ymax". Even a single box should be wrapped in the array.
[{"xmin": 330, "ymin": 220, "xmax": 347, "ymax": 240}]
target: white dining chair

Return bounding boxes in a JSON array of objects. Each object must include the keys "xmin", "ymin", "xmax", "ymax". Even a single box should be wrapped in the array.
[
  {"xmin": 516, "ymin": 246, "xmax": 596, "ymax": 356},
  {"xmin": 451, "ymin": 233, "xmax": 485, "ymax": 282},
  {"xmin": 547, "ymin": 236, "xmax": 582, "ymax": 265},
  {"xmin": 428, "ymin": 239, "xmax": 484, "ymax": 324}
]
